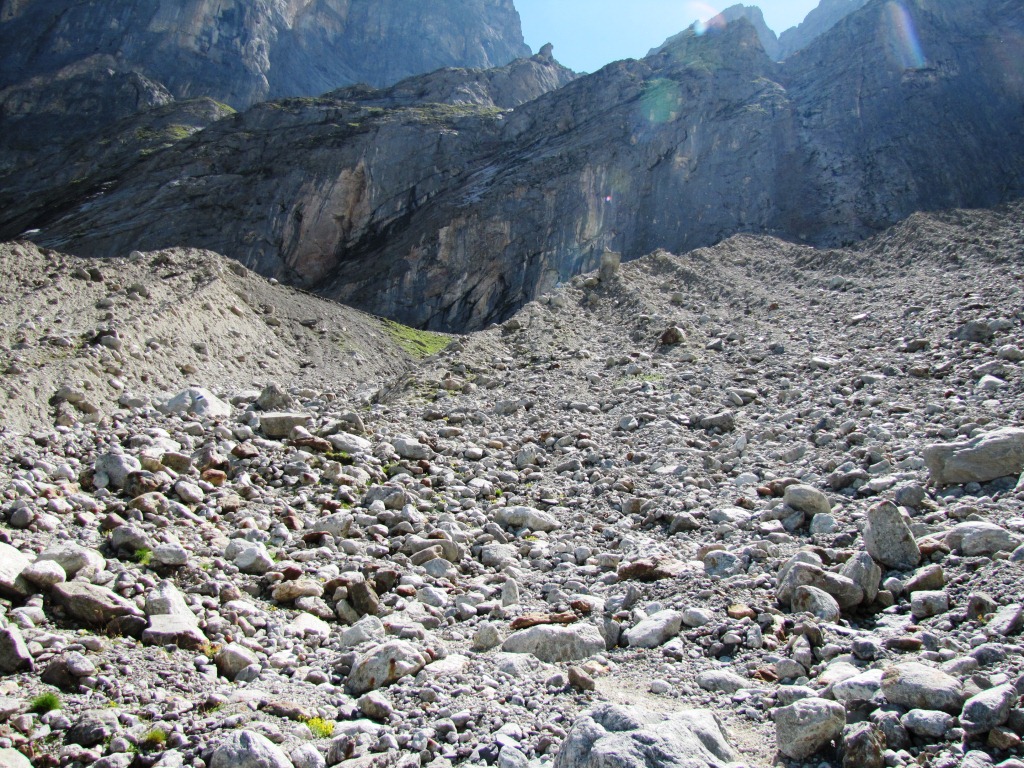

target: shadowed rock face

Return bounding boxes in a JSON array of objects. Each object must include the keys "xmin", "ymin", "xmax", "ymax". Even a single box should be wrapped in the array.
[
  {"xmin": 8, "ymin": 0, "xmax": 1024, "ymax": 332},
  {"xmin": 0, "ymin": 0, "xmax": 533, "ymax": 108}
]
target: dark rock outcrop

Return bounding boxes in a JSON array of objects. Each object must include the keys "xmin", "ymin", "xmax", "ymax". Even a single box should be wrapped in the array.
[
  {"xmin": 9, "ymin": 0, "xmax": 1024, "ymax": 332},
  {"xmin": 0, "ymin": 0, "xmax": 533, "ymax": 109},
  {"xmin": 777, "ymin": 0, "xmax": 871, "ymax": 59}
]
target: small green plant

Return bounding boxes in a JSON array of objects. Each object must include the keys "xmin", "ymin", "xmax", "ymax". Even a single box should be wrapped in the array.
[
  {"xmin": 134, "ymin": 547, "xmax": 153, "ymax": 566},
  {"xmin": 139, "ymin": 727, "xmax": 168, "ymax": 751},
  {"xmin": 29, "ymin": 692, "xmax": 61, "ymax": 714},
  {"xmin": 303, "ymin": 717, "xmax": 335, "ymax": 739}
]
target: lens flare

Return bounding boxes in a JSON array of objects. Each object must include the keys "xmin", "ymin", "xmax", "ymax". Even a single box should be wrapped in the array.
[
  {"xmin": 885, "ymin": 1, "xmax": 926, "ymax": 70},
  {"xmin": 686, "ymin": 1, "xmax": 726, "ymax": 36}
]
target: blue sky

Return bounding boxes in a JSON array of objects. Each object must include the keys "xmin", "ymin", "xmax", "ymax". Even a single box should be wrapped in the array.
[{"xmin": 516, "ymin": 0, "xmax": 821, "ymax": 73}]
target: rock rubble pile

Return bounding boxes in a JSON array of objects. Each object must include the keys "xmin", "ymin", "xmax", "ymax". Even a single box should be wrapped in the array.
[{"xmin": 1, "ymin": 203, "xmax": 1024, "ymax": 767}]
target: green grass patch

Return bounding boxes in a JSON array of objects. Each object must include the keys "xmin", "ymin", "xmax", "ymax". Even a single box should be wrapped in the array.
[
  {"xmin": 30, "ymin": 692, "xmax": 61, "ymax": 714},
  {"xmin": 134, "ymin": 547, "xmax": 153, "ymax": 566},
  {"xmin": 139, "ymin": 727, "xmax": 168, "ymax": 751},
  {"xmin": 382, "ymin": 319, "xmax": 450, "ymax": 359}
]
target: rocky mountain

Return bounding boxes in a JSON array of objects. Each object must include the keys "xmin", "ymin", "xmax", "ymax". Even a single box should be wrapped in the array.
[
  {"xmin": 11, "ymin": 0, "xmax": 1022, "ymax": 333},
  {"xmin": 652, "ymin": 5, "xmax": 782, "ymax": 61},
  {"xmin": 777, "ymin": 0, "xmax": 871, "ymax": 60},
  {"xmin": 0, "ymin": 0, "xmax": 533, "ymax": 109},
  {"xmin": 0, "ymin": 201, "xmax": 1023, "ymax": 767},
  {"xmin": 0, "ymin": 0, "xmax": 534, "ymax": 206}
]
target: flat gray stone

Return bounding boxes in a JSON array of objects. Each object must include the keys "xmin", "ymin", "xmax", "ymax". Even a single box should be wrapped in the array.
[
  {"xmin": 215, "ymin": 643, "xmax": 260, "ymax": 681},
  {"xmin": 783, "ymin": 484, "xmax": 831, "ymax": 516},
  {"xmin": 51, "ymin": 582, "xmax": 143, "ymax": 627},
  {"xmin": 0, "ymin": 748, "xmax": 32, "ymax": 768},
  {"xmin": 158, "ymin": 387, "xmax": 232, "ymax": 419},
  {"xmin": 774, "ymin": 698, "xmax": 846, "ymax": 760},
  {"xmin": 624, "ymin": 610, "xmax": 683, "ymax": 649},
  {"xmin": 209, "ymin": 730, "xmax": 292, "ymax": 768},
  {"xmin": 259, "ymin": 412, "xmax": 311, "ymax": 438},
  {"xmin": 901, "ymin": 709, "xmax": 954, "ymax": 738},
  {"xmin": 346, "ymin": 640, "xmax": 428, "ymax": 695},
  {"xmin": 0, "ymin": 543, "xmax": 31, "ymax": 600},
  {"xmin": 923, "ymin": 427, "xmax": 1024, "ymax": 485},
  {"xmin": 493, "ymin": 505, "xmax": 561, "ymax": 532},
  {"xmin": 961, "ymin": 683, "xmax": 1017, "ymax": 735},
  {"xmin": 553, "ymin": 704, "xmax": 736, "ymax": 768},
  {"xmin": 881, "ymin": 662, "xmax": 964, "ymax": 714},
  {"xmin": 0, "ymin": 626, "xmax": 33, "ymax": 674},
  {"xmin": 696, "ymin": 669, "xmax": 749, "ymax": 694},
  {"xmin": 944, "ymin": 521, "xmax": 1022, "ymax": 556},
  {"xmin": 502, "ymin": 623, "xmax": 606, "ymax": 663},
  {"xmin": 791, "ymin": 585, "xmax": 842, "ymax": 622}
]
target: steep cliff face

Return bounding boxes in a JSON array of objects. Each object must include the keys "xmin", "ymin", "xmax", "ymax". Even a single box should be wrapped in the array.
[
  {"xmin": 11, "ymin": 0, "xmax": 1024, "ymax": 332},
  {"xmin": 777, "ymin": 0, "xmax": 870, "ymax": 59},
  {"xmin": 0, "ymin": 0, "xmax": 532, "ymax": 109},
  {"xmin": 653, "ymin": 5, "xmax": 781, "ymax": 60}
]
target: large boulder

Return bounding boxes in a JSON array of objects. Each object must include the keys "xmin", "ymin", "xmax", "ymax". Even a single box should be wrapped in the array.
[
  {"xmin": 553, "ymin": 704, "xmax": 736, "ymax": 768},
  {"xmin": 923, "ymin": 428, "xmax": 1024, "ymax": 485},
  {"xmin": 0, "ymin": 543, "xmax": 31, "ymax": 600},
  {"xmin": 624, "ymin": 610, "xmax": 684, "ymax": 649},
  {"xmin": 142, "ymin": 580, "xmax": 208, "ymax": 650},
  {"xmin": 493, "ymin": 506, "xmax": 561, "ymax": 532},
  {"xmin": 863, "ymin": 501, "xmax": 921, "ymax": 570},
  {"xmin": 209, "ymin": 730, "xmax": 293, "ymax": 768},
  {"xmin": 158, "ymin": 387, "xmax": 231, "ymax": 419},
  {"xmin": 51, "ymin": 582, "xmax": 144, "ymax": 628},
  {"xmin": 346, "ymin": 641, "xmax": 428, "ymax": 695},
  {"xmin": 774, "ymin": 698, "xmax": 846, "ymax": 759},
  {"xmin": 502, "ymin": 623, "xmax": 606, "ymax": 663},
  {"xmin": 881, "ymin": 662, "xmax": 965, "ymax": 714}
]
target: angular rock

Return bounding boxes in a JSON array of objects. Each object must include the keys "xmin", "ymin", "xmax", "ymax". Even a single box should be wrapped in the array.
[
  {"xmin": 346, "ymin": 640, "xmax": 428, "ymax": 695},
  {"xmin": 840, "ymin": 551, "xmax": 881, "ymax": 604},
  {"xmin": 832, "ymin": 668, "xmax": 883, "ymax": 704},
  {"xmin": 791, "ymin": 585, "xmax": 841, "ymax": 622},
  {"xmin": 863, "ymin": 501, "xmax": 921, "ymax": 570},
  {"xmin": 881, "ymin": 662, "xmax": 964, "ymax": 714},
  {"xmin": 696, "ymin": 670, "xmax": 749, "ymax": 694},
  {"xmin": 36, "ymin": 543, "xmax": 105, "ymax": 579},
  {"xmin": 960, "ymin": 684, "xmax": 1017, "ymax": 735},
  {"xmin": 502, "ymin": 623, "xmax": 606, "ymax": 663},
  {"xmin": 910, "ymin": 590, "xmax": 949, "ymax": 620},
  {"xmin": 393, "ymin": 436, "xmax": 432, "ymax": 460},
  {"xmin": 923, "ymin": 428, "xmax": 1024, "ymax": 485},
  {"xmin": 944, "ymin": 521, "xmax": 1022, "ymax": 556},
  {"xmin": 0, "ymin": 543, "xmax": 31, "ymax": 600},
  {"xmin": 158, "ymin": 387, "xmax": 231, "ymax": 419},
  {"xmin": 842, "ymin": 723, "xmax": 885, "ymax": 768},
  {"xmin": 209, "ymin": 730, "xmax": 293, "ymax": 768},
  {"xmin": 783, "ymin": 484, "xmax": 831, "ymax": 516},
  {"xmin": 142, "ymin": 581, "xmax": 207, "ymax": 649},
  {"xmin": 66, "ymin": 710, "xmax": 120, "ymax": 747},
  {"xmin": 0, "ymin": 749, "xmax": 32, "ymax": 768},
  {"xmin": 493, "ymin": 505, "xmax": 561, "ymax": 532},
  {"xmin": 20, "ymin": 559, "xmax": 66, "ymax": 589},
  {"xmin": 0, "ymin": 626, "xmax": 33, "ymax": 674},
  {"xmin": 259, "ymin": 412, "xmax": 311, "ymax": 439},
  {"xmin": 215, "ymin": 643, "xmax": 260, "ymax": 681},
  {"xmin": 623, "ymin": 610, "xmax": 683, "ymax": 649},
  {"xmin": 94, "ymin": 452, "xmax": 142, "ymax": 488},
  {"xmin": 901, "ymin": 709, "xmax": 955, "ymax": 738},
  {"xmin": 553, "ymin": 704, "xmax": 736, "ymax": 768},
  {"xmin": 51, "ymin": 582, "xmax": 143, "ymax": 628},
  {"xmin": 774, "ymin": 698, "xmax": 845, "ymax": 760}
]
